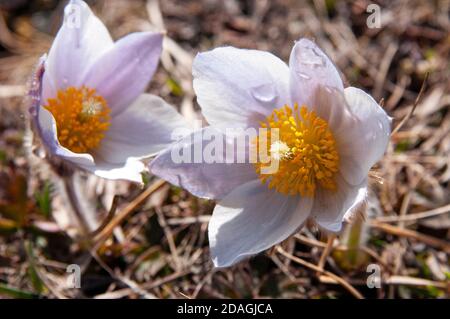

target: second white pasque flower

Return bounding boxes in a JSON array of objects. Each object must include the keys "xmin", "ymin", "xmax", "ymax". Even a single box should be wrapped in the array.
[{"xmin": 32, "ymin": 0, "xmax": 187, "ymax": 183}]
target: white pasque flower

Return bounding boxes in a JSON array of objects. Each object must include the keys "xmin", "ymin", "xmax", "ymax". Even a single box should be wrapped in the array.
[
  {"xmin": 31, "ymin": 0, "xmax": 187, "ymax": 183},
  {"xmin": 150, "ymin": 39, "xmax": 391, "ymax": 267}
]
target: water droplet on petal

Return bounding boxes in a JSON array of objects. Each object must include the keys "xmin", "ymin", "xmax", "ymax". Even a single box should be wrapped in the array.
[
  {"xmin": 324, "ymin": 86, "xmax": 333, "ymax": 94},
  {"xmin": 296, "ymin": 45, "xmax": 326, "ymax": 68},
  {"xmin": 250, "ymin": 82, "xmax": 277, "ymax": 105},
  {"xmin": 297, "ymin": 72, "xmax": 311, "ymax": 80}
]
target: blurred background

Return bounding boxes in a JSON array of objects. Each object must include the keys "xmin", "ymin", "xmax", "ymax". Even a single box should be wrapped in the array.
[{"xmin": 0, "ymin": 0, "xmax": 449, "ymax": 299}]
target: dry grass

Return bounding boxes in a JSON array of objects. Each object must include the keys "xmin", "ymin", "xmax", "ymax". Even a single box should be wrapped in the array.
[{"xmin": 0, "ymin": 0, "xmax": 449, "ymax": 299}]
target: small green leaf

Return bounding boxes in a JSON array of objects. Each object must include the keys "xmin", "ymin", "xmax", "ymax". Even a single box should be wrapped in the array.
[
  {"xmin": 25, "ymin": 241, "xmax": 45, "ymax": 294},
  {"xmin": 141, "ymin": 171, "xmax": 151, "ymax": 187},
  {"xmin": 0, "ymin": 283, "xmax": 38, "ymax": 299},
  {"xmin": 35, "ymin": 181, "xmax": 53, "ymax": 218}
]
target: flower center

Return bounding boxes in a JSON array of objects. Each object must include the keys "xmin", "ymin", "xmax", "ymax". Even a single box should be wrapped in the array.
[
  {"xmin": 254, "ymin": 104, "xmax": 339, "ymax": 197},
  {"xmin": 44, "ymin": 86, "xmax": 111, "ymax": 154}
]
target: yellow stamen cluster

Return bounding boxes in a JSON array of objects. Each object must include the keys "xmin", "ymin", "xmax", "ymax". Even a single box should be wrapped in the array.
[
  {"xmin": 44, "ymin": 86, "xmax": 110, "ymax": 153},
  {"xmin": 254, "ymin": 104, "xmax": 339, "ymax": 197}
]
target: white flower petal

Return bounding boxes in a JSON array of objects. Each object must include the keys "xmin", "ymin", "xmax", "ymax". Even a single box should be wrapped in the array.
[
  {"xmin": 149, "ymin": 127, "xmax": 258, "ymax": 199},
  {"xmin": 289, "ymin": 38, "xmax": 343, "ymax": 108},
  {"xmin": 39, "ymin": 106, "xmax": 144, "ymax": 182},
  {"xmin": 45, "ymin": 0, "xmax": 113, "ymax": 90},
  {"xmin": 311, "ymin": 175, "xmax": 367, "ymax": 232},
  {"xmin": 38, "ymin": 105, "xmax": 144, "ymax": 183},
  {"xmin": 193, "ymin": 47, "xmax": 290, "ymax": 130},
  {"xmin": 95, "ymin": 94, "xmax": 189, "ymax": 164},
  {"xmin": 80, "ymin": 157, "xmax": 145, "ymax": 183},
  {"xmin": 307, "ymin": 86, "xmax": 391, "ymax": 186},
  {"xmin": 83, "ymin": 32, "xmax": 163, "ymax": 116},
  {"xmin": 209, "ymin": 180, "xmax": 313, "ymax": 267},
  {"xmin": 41, "ymin": 71, "xmax": 56, "ymax": 107},
  {"xmin": 307, "ymin": 86, "xmax": 352, "ymax": 131},
  {"xmin": 339, "ymin": 87, "xmax": 391, "ymax": 185},
  {"xmin": 37, "ymin": 107, "xmax": 94, "ymax": 167}
]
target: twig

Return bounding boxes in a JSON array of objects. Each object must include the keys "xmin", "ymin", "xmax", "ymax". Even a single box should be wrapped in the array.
[
  {"xmin": 295, "ymin": 233, "xmax": 327, "ymax": 248},
  {"xmin": 276, "ymin": 246, "xmax": 364, "ymax": 299},
  {"xmin": 0, "ymin": 84, "xmax": 26, "ymax": 98},
  {"xmin": 296, "ymin": 234, "xmax": 389, "ymax": 270},
  {"xmin": 94, "ymin": 270, "xmax": 189, "ymax": 299},
  {"xmin": 385, "ymin": 275, "xmax": 448, "ymax": 289},
  {"xmin": 90, "ymin": 250, "xmax": 156, "ymax": 299},
  {"xmin": 93, "ymin": 179, "xmax": 166, "ymax": 244},
  {"xmin": 369, "ymin": 221, "xmax": 450, "ymax": 253},
  {"xmin": 156, "ymin": 207, "xmax": 183, "ymax": 271},
  {"xmin": 317, "ymin": 234, "xmax": 336, "ymax": 271},
  {"xmin": 167, "ymin": 215, "xmax": 211, "ymax": 226},
  {"xmin": 374, "ymin": 42, "xmax": 398, "ymax": 100},
  {"xmin": 375, "ymin": 203, "xmax": 450, "ymax": 223},
  {"xmin": 191, "ymin": 270, "xmax": 214, "ymax": 299},
  {"xmin": 90, "ymin": 195, "xmax": 120, "ymax": 237},
  {"xmin": 391, "ymin": 72, "xmax": 428, "ymax": 135}
]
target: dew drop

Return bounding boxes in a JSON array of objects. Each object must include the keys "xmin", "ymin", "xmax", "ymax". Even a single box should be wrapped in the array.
[
  {"xmin": 297, "ymin": 72, "xmax": 311, "ymax": 80},
  {"xmin": 378, "ymin": 121, "xmax": 383, "ymax": 129},
  {"xmin": 250, "ymin": 82, "xmax": 277, "ymax": 105},
  {"xmin": 296, "ymin": 45, "xmax": 326, "ymax": 68}
]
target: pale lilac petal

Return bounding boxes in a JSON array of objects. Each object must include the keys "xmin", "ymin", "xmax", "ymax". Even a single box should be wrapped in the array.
[
  {"xmin": 209, "ymin": 180, "xmax": 313, "ymax": 267},
  {"xmin": 41, "ymin": 71, "xmax": 56, "ymax": 107},
  {"xmin": 307, "ymin": 86, "xmax": 351, "ymax": 130},
  {"xmin": 37, "ymin": 107, "xmax": 94, "ymax": 167},
  {"xmin": 29, "ymin": 54, "xmax": 46, "ymax": 125},
  {"xmin": 339, "ymin": 87, "xmax": 391, "ymax": 185},
  {"xmin": 45, "ymin": 0, "xmax": 113, "ymax": 90},
  {"xmin": 39, "ymin": 107, "xmax": 144, "ymax": 183},
  {"xmin": 79, "ymin": 157, "xmax": 145, "ymax": 183},
  {"xmin": 95, "ymin": 94, "xmax": 189, "ymax": 163},
  {"xmin": 289, "ymin": 38, "xmax": 343, "ymax": 108},
  {"xmin": 311, "ymin": 175, "xmax": 367, "ymax": 232},
  {"xmin": 83, "ymin": 32, "xmax": 163, "ymax": 116},
  {"xmin": 193, "ymin": 47, "xmax": 290, "ymax": 130},
  {"xmin": 149, "ymin": 127, "xmax": 258, "ymax": 200},
  {"xmin": 307, "ymin": 86, "xmax": 391, "ymax": 186}
]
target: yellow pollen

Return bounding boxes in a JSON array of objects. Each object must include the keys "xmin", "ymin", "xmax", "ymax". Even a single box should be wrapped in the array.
[
  {"xmin": 44, "ymin": 86, "xmax": 110, "ymax": 154},
  {"xmin": 254, "ymin": 104, "xmax": 339, "ymax": 197}
]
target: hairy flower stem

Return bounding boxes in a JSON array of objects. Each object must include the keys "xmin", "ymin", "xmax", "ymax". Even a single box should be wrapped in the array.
[
  {"xmin": 345, "ymin": 216, "xmax": 365, "ymax": 265},
  {"xmin": 62, "ymin": 174, "xmax": 91, "ymax": 237}
]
